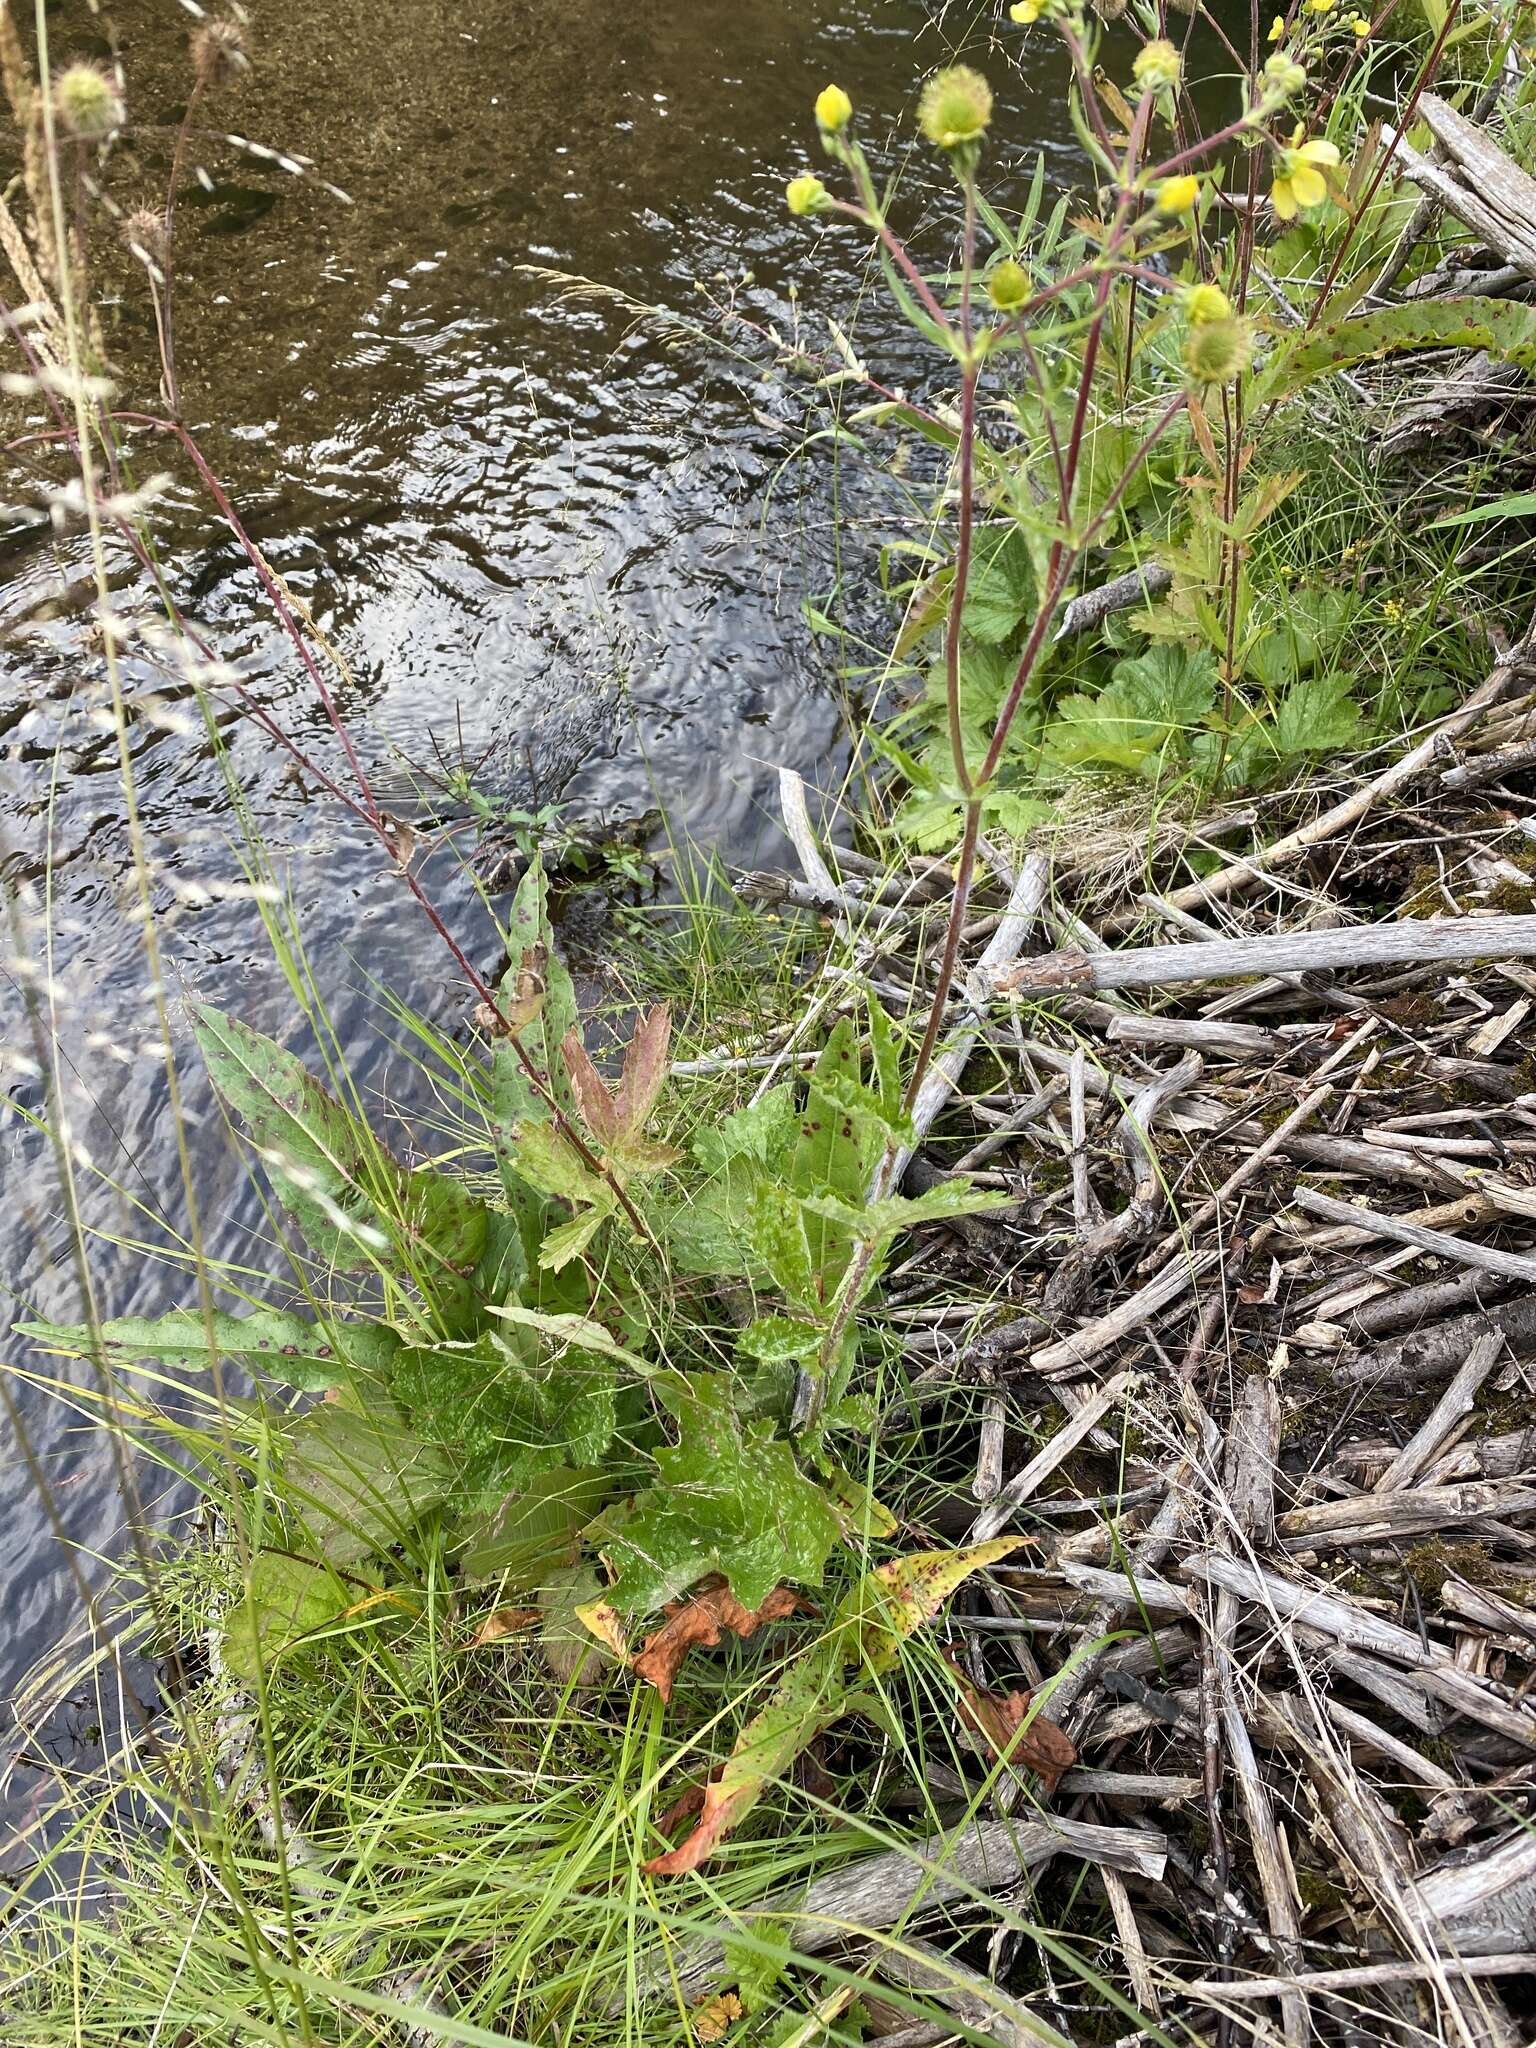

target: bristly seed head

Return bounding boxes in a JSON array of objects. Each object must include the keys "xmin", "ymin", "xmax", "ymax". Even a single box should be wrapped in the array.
[
  {"xmin": 1182, "ymin": 315, "xmax": 1254, "ymax": 387},
  {"xmin": 191, "ymin": 18, "xmax": 249, "ymax": 90},
  {"xmin": 916, "ymin": 66, "xmax": 993, "ymax": 153},
  {"xmin": 122, "ymin": 206, "xmax": 169, "ymax": 268},
  {"xmin": 53, "ymin": 63, "xmax": 125, "ymax": 144}
]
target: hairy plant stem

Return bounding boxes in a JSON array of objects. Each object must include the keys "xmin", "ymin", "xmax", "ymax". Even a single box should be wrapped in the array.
[
  {"xmin": 108, "ymin": 412, "xmax": 657, "ymax": 1243},
  {"xmin": 158, "ymin": 73, "xmax": 207, "ymax": 416},
  {"xmin": 902, "ymin": 84, "xmax": 1165, "ymax": 1115}
]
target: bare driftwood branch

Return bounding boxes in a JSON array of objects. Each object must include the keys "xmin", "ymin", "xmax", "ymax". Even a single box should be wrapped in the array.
[
  {"xmin": 1379, "ymin": 96, "xmax": 1536, "ymax": 280},
  {"xmin": 970, "ymin": 1370, "xmax": 1137, "ymax": 1543},
  {"xmin": 1043, "ymin": 1052, "xmax": 1203, "ymax": 1314},
  {"xmin": 1002, "ymin": 914, "xmax": 1536, "ymax": 999},
  {"xmin": 638, "ymin": 1814, "xmax": 1169, "ymax": 2003},
  {"xmin": 1054, "ymin": 562, "xmax": 1173, "ymax": 638},
  {"xmin": 1339, "ymin": 1291, "xmax": 1536, "ymax": 1389},
  {"xmin": 1292, "ymin": 1186, "xmax": 1536, "ymax": 1286},
  {"xmin": 1169, "ymin": 1954, "xmax": 1536, "ymax": 2001},
  {"xmin": 870, "ymin": 854, "xmax": 1050, "ymax": 1202},
  {"xmin": 1028, "ymin": 1246, "xmax": 1222, "ymax": 1379},
  {"xmin": 1374, "ymin": 1331, "xmax": 1504, "ymax": 1491}
]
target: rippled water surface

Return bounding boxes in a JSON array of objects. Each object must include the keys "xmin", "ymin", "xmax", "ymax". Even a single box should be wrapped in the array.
[{"xmin": 0, "ymin": 0, "xmax": 1106, "ymax": 1826}]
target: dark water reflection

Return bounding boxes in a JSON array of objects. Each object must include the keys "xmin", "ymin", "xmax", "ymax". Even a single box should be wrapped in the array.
[{"xmin": 0, "ymin": 0, "xmax": 1104, "ymax": 1831}]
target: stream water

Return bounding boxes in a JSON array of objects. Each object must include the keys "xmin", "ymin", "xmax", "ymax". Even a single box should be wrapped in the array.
[{"xmin": 0, "ymin": 0, "xmax": 1108, "ymax": 1841}]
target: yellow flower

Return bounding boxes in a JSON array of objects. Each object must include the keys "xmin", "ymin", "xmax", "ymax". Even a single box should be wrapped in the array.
[
  {"xmin": 1306, "ymin": 0, "xmax": 1338, "ymax": 12},
  {"xmin": 1267, "ymin": 13, "xmax": 1286, "ymax": 38},
  {"xmin": 815, "ymin": 84, "xmax": 853, "ymax": 132},
  {"xmin": 1352, "ymin": 14, "xmax": 1371, "ymax": 31},
  {"xmin": 1133, "ymin": 39, "xmax": 1183, "ymax": 93},
  {"xmin": 1153, "ymin": 174, "xmax": 1200, "ymax": 214},
  {"xmin": 988, "ymin": 258, "xmax": 1031, "ymax": 312},
  {"xmin": 1382, "ymin": 598, "xmax": 1402, "ymax": 621},
  {"xmin": 1271, "ymin": 131, "xmax": 1341, "ymax": 219},
  {"xmin": 917, "ymin": 65, "xmax": 993, "ymax": 150},
  {"xmin": 1183, "ymin": 281, "xmax": 1232, "ymax": 324},
  {"xmin": 786, "ymin": 174, "xmax": 829, "ymax": 217},
  {"xmin": 1009, "ymin": 0, "xmax": 1046, "ymax": 20}
]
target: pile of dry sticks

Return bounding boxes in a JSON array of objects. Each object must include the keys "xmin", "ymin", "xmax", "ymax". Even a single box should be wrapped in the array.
[{"xmin": 723, "ymin": 620, "xmax": 1536, "ymax": 2047}]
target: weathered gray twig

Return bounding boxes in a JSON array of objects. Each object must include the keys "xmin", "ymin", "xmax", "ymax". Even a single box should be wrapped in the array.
[
  {"xmin": 1292, "ymin": 1186, "xmax": 1536, "ymax": 1286},
  {"xmin": 1002, "ymin": 915, "xmax": 1536, "ymax": 999}
]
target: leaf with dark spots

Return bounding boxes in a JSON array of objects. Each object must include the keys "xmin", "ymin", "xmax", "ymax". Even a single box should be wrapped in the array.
[
  {"xmin": 16, "ymin": 1306, "xmax": 399, "ymax": 1394},
  {"xmin": 633, "ymin": 1576, "xmax": 816, "ymax": 1704},
  {"xmin": 500, "ymin": 942, "xmax": 548, "ymax": 1033}
]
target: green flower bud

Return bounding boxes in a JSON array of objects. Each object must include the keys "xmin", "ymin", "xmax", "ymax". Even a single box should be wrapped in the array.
[
  {"xmin": 917, "ymin": 66, "xmax": 993, "ymax": 152},
  {"xmin": 786, "ymin": 173, "xmax": 830, "ymax": 218},
  {"xmin": 987, "ymin": 259, "xmax": 1031, "ymax": 313},
  {"xmin": 53, "ymin": 63, "xmax": 123, "ymax": 143},
  {"xmin": 1261, "ymin": 52, "xmax": 1307, "ymax": 102},
  {"xmin": 1182, "ymin": 315, "xmax": 1254, "ymax": 386},
  {"xmin": 1132, "ymin": 40, "xmax": 1182, "ymax": 94}
]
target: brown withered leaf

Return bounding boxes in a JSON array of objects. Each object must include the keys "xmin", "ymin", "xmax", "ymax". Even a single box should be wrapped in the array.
[
  {"xmin": 458, "ymin": 1606, "xmax": 540, "ymax": 1651},
  {"xmin": 654, "ymin": 1774, "xmax": 710, "ymax": 1837},
  {"xmin": 502, "ymin": 942, "xmax": 548, "ymax": 1033},
  {"xmin": 633, "ymin": 1575, "xmax": 814, "ymax": 1705},
  {"xmin": 643, "ymin": 1770, "xmax": 760, "ymax": 1878},
  {"xmin": 562, "ymin": 1029, "xmax": 620, "ymax": 1146},
  {"xmin": 379, "ymin": 811, "xmax": 418, "ymax": 869},
  {"xmin": 691, "ymin": 1991, "xmax": 744, "ymax": 2042},
  {"xmin": 613, "ymin": 1003, "xmax": 671, "ymax": 1141},
  {"xmin": 945, "ymin": 1652, "xmax": 1076, "ymax": 1793}
]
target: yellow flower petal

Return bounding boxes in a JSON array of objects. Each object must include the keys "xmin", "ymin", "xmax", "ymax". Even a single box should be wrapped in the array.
[
  {"xmin": 1271, "ymin": 175, "xmax": 1299, "ymax": 220},
  {"xmin": 1289, "ymin": 162, "xmax": 1328, "ymax": 208},
  {"xmin": 1300, "ymin": 138, "xmax": 1341, "ymax": 168},
  {"xmin": 1153, "ymin": 174, "xmax": 1201, "ymax": 215}
]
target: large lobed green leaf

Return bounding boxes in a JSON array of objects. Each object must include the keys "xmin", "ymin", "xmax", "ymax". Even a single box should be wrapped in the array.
[{"xmin": 598, "ymin": 1373, "xmax": 842, "ymax": 1615}]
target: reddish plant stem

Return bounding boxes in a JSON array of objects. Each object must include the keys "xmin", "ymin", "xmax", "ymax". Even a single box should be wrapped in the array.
[
  {"xmin": 902, "ymin": 92, "xmax": 1165, "ymax": 1110},
  {"xmin": 831, "ymin": 200, "xmax": 956, "ymax": 340},
  {"xmin": 110, "ymin": 410, "xmax": 652, "ymax": 1236},
  {"xmin": 901, "ymin": 799, "xmax": 982, "ymax": 1115},
  {"xmin": 1303, "ymin": 0, "xmax": 1461, "ymax": 331},
  {"xmin": 942, "ymin": 173, "xmax": 981, "ymax": 800},
  {"xmin": 158, "ymin": 74, "xmax": 207, "ymax": 418}
]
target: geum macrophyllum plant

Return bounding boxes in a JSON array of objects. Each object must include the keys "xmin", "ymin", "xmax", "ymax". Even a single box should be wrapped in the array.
[
  {"xmin": 784, "ymin": 14, "xmax": 1336, "ymax": 1108},
  {"xmin": 22, "ymin": 859, "xmax": 1006, "ymax": 1731}
]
